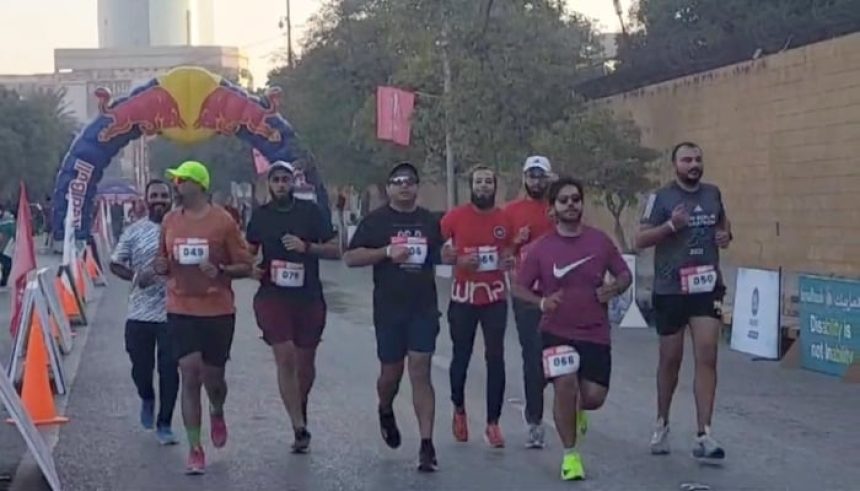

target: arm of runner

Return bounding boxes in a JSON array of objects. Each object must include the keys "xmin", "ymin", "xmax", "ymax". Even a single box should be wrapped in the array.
[
  {"xmin": 510, "ymin": 246, "xmax": 548, "ymax": 309},
  {"xmin": 307, "ymin": 206, "xmax": 341, "ymax": 259},
  {"xmin": 597, "ymin": 239, "xmax": 633, "ymax": 303},
  {"xmin": 220, "ymin": 218, "xmax": 253, "ymax": 278},
  {"xmin": 715, "ymin": 190, "xmax": 732, "ymax": 248},
  {"xmin": 109, "ymin": 227, "xmax": 135, "ymax": 281},
  {"xmin": 635, "ymin": 192, "xmax": 683, "ymax": 250},
  {"xmin": 343, "ymin": 215, "xmax": 389, "ymax": 267}
]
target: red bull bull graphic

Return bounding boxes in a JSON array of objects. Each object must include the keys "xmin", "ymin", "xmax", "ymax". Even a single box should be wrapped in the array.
[{"xmin": 51, "ymin": 66, "xmax": 325, "ymax": 241}]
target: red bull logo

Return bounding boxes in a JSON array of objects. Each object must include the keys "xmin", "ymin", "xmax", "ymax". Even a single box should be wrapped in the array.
[
  {"xmin": 194, "ymin": 86, "xmax": 282, "ymax": 143},
  {"xmin": 96, "ymin": 86, "xmax": 186, "ymax": 142}
]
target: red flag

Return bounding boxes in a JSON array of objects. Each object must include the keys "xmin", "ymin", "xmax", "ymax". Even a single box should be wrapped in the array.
[
  {"xmin": 377, "ymin": 86, "xmax": 415, "ymax": 146},
  {"xmin": 9, "ymin": 182, "xmax": 37, "ymax": 337},
  {"xmin": 253, "ymin": 148, "xmax": 271, "ymax": 175}
]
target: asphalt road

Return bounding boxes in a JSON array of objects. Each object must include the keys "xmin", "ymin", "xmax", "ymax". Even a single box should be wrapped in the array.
[{"xmin": 8, "ymin": 261, "xmax": 860, "ymax": 491}]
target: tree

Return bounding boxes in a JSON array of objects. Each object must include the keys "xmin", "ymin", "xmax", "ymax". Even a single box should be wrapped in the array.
[
  {"xmin": 148, "ymin": 136, "xmax": 255, "ymax": 195},
  {"xmin": 533, "ymin": 109, "xmax": 658, "ymax": 251},
  {"xmin": 0, "ymin": 88, "xmax": 77, "ymax": 203}
]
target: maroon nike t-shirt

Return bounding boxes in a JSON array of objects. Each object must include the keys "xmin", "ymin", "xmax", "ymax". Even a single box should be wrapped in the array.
[{"xmin": 516, "ymin": 226, "xmax": 630, "ymax": 345}]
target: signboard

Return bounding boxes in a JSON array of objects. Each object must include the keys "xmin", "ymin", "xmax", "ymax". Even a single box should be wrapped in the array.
[
  {"xmin": 611, "ymin": 254, "xmax": 648, "ymax": 329},
  {"xmin": 0, "ymin": 362, "xmax": 62, "ymax": 491},
  {"xmin": 730, "ymin": 268, "xmax": 781, "ymax": 359},
  {"xmin": 37, "ymin": 268, "xmax": 74, "ymax": 355},
  {"xmin": 799, "ymin": 275, "xmax": 859, "ymax": 377}
]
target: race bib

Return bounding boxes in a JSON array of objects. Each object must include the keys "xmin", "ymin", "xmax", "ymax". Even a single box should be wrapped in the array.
[
  {"xmin": 271, "ymin": 260, "xmax": 305, "ymax": 288},
  {"xmin": 174, "ymin": 238, "xmax": 209, "ymax": 266},
  {"xmin": 542, "ymin": 345, "xmax": 580, "ymax": 379},
  {"xmin": 680, "ymin": 265, "xmax": 718, "ymax": 294},
  {"xmin": 476, "ymin": 246, "xmax": 499, "ymax": 272},
  {"xmin": 391, "ymin": 236, "xmax": 428, "ymax": 265}
]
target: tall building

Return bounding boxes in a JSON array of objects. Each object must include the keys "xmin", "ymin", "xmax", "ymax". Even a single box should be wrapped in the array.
[{"xmin": 97, "ymin": 0, "xmax": 215, "ymax": 48}]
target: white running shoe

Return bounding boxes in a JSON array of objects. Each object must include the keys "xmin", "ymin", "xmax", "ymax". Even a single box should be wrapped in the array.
[
  {"xmin": 693, "ymin": 427, "xmax": 725, "ymax": 462},
  {"xmin": 650, "ymin": 418, "xmax": 671, "ymax": 455}
]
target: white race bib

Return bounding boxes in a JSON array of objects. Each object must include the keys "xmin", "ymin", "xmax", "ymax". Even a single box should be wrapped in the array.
[
  {"xmin": 271, "ymin": 260, "xmax": 305, "ymax": 288},
  {"xmin": 476, "ymin": 246, "xmax": 499, "ymax": 272},
  {"xmin": 391, "ymin": 236, "xmax": 428, "ymax": 265},
  {"xmin": 542, "ymin": 345, "xmax": 580, "ymax": 378},
  {"xmin": 174, "ymin": 238, "xmax": 209, "ymax": 266},
  {"xmin": 680, "ymin": 265, "xmax": 718, "ymax": 294}
]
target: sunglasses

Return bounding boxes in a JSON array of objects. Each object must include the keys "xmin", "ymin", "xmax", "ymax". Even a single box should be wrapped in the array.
[
  {"xmin": 389, "ymin": 176, "xmax": 417, "ymax": 187},
  {"xmin": 679, "ymin": 156, "xmax": 703, "ymax": 164},
  {"xmin": 555, "ymin": 195, "xmax": 582, "ymax": 205}
]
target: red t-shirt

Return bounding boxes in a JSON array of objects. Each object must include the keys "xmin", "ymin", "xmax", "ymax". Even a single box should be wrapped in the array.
[
  {"xmin": 441, "ymin": 204, "xmax": 513, "ymax": 305},
  {"xmin": 503, "ymin": 197, "xmax": 553, "ymax": 261}
]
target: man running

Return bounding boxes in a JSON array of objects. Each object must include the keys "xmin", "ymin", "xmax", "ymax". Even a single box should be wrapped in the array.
[
  {"xmin": 344, "ymin": 162, "xmax": 444, "ymax": 472},
  {"xmin": 512, "ymin": 177, "xmax": 631, "ymax": 481},
  {"xmin": 636, "ymin": 142, "xmax": 731, "ymax": 462},
  {"xmin": 503, "ymin": 156, "xmax": 555, "ymax": 448},
  {"xmin": 440, "ymin": 165, "xmax": 513, "ymax": 448},
  {"xmin": 109, "ymin": 180, "xmax": 179, "ymax": 445},
  {"xmin": 246, "ymin": 161, "xmax": 340, "ymax": 453},
  {"xmin": 154, "ymin": 161, "xmax": 253, "ymax": 474}
]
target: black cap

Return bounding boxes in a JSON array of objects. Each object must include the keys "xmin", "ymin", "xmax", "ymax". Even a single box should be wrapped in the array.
[{"xmin": 388, "ymin": 161, "xmax": 420, "ymax": 182}]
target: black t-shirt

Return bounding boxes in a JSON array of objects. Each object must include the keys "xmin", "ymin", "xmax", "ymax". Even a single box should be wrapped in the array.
[
  {"xmin": 246, "ymin": 200, "xmax": 336, "ymax": 300},
  {"xmin": 348, "ymin": 205, "xmax": 443, "ymax": 323}
]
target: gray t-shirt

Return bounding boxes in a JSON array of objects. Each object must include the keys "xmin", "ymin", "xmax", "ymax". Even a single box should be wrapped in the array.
[{"xmin": 641, "ymin": 182, "xmax": 726, "ymax": 295}]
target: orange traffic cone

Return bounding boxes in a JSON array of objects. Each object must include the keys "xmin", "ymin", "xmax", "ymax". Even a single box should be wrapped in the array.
[
  {"xmin": 55, "ymin": 277, "xmax": 83, "ymax": 325},
  {"xmin": 74, "ymin": 258, "xmax": 87, "ymax": 302},
  {"xmin": 6, "ymin": 313, "xmax": 69, "ymax": 426},
  {"xmin": 85, "ymin": 247, "xmax": 100, "ymax": 279}
]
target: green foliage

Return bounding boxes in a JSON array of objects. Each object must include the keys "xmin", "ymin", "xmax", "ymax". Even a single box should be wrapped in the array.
[
  {"xmin": 148, "ymin": 136, "xmax": 255, "ymax": 194},
  {"xmin": 0, "ymin": 88, "xmax": 77, "ymax": 203}
]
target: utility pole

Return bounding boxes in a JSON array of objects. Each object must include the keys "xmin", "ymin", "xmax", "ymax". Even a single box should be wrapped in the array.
[
  {"xmin": 441, "ymin": 10, "xmax": 456, "ymax": 210},
  {"xmin": 286, "ymin": 0, "xmax": 294, "ymax": 67}
]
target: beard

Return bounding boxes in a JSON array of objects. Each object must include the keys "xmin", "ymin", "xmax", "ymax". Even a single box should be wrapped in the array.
[
  {"xmin": 271, "ymin": 188, "xmax": 294, "ymax": 207},
  {"xmin": 471, "ymin": 192, "xmax": 495, "ymax": 210},
  {"xmin": 148, "ymin": 204, "xmax": 167, "ymax": 223},
  {"xmin": 556, "ymin": 208, "xmax": 582, "ymax": 225},
  {"xmin": 525, "ymin": 184, "xmax": 547, "ymax": 200},
  {"xmin": 677, "ymin": 169, "xmax": 702, "ymax": 186}
]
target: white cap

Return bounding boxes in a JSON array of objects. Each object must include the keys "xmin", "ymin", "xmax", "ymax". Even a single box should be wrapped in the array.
[
  {"xmin": 268, "ymin": 160, "xmax": 295, "ymax": 175},
  {"xmin": 523, "ymin": 156, "xmax": 551, "ymax": 173}
]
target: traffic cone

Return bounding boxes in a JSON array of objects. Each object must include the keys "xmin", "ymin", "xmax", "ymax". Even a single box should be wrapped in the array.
[
  {"xmin": 74, "ymin": 257, "xmax": 87, "ymax": 302},
  {"xmin": 85, "ymin": 245, "xmax": 106, "ymax": 286},
  {"xmin": 6, "ymin": 313, "xmax": 69, "ymax": 426},
  {"xmin": 55, "ymin": 277, "xmax": 83, "ymax": 325}
]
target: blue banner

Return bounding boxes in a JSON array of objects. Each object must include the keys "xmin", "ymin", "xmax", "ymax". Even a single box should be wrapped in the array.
[{"xmin": 799, "ymin": 275, "xmax": 859, "ymax": 377}]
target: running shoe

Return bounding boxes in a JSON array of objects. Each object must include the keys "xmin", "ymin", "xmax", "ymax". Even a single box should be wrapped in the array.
[
  {"xmin": 211, "ymin": 413, "xmax": 228, "ymax": 449},
  {"xmin": 418, "ymin": 440, "xmax": 438, "ymax": 472},
  {"xmin": 452, "ymin": 408, "xmax": 468, "ymax": 442},
  {"xmin": 650, "ymin": 418, "xmax": 671, "ymax": 455},
  {"xmin": 379, "ymin": 409, "xmax": 401, "ymax": 449},
  {"xmin": 577, "ymin": 410, "xmax": 588, "ymax": 438},
  {"xmin": 484, "ymin": 424, "xmax": 505, "ymax": 448},
  {"xmin": 561, "ymin": 451, "xmax": 585, "ymax": 481},
  {"xmin": 140, "ymin": 399, "xmax": 155, "ymax": 430},
  {"xmin": 522, "ymin": 406, "xmax": 545, "ymax": 449},
  {"xmin": 692, "ymin": 428, "xmax": 725, "ymax": 462},
  {"xmin": 292, "ymin": 428, "xmax": 312, "ymax": 454},
  {"xmin": 185, "ymin": 446, "xmax": 206, "ymax": 475},
  {"xmin": 156, "ymin": 426, "xmax": 179, "ymax": 446}
]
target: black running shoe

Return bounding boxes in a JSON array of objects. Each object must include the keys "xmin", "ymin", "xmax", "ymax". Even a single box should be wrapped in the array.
[
  {"xmin": 291, "ymin": 428, "xmax": 311, "ymax": 454},
  {"xmin": 379, "ymin": 409, "xmax": 401, "ymax": 449},
  {"xmin": 418, "ymin": 440, "xmax": 438, "ymax": 472}
]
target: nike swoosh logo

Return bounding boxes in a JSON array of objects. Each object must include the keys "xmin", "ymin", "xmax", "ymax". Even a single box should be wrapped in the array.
[{"xmin": 553, "ymin": 256, "xmax": 594, "ymax": 279}]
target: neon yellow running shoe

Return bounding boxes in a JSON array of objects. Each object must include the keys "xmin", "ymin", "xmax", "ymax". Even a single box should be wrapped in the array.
[
  {"xmin": 561, "ymin": 452, "xmax": 585, "ymax": 481},
  {"xmin": 577, "ymin": 410, "xmax": 588, "ymax": 437}
]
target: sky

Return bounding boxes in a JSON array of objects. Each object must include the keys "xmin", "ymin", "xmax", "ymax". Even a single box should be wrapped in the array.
[{"xmin": 0, "ymin": 0, "xmax": 633, "ymax": 84}]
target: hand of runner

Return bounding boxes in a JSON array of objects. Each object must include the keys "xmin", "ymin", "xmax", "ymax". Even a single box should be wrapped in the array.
[
  {"xmin": 199, "ymin": 260, "xmax": 219, "ymax": 279},
  {"xmin": 153, "ymin": 256, "xmax": 169, "ymax": 275},
  {"xmin": 136, "ymin": 268, "xmax": 156, "ymax": 288},
  {"xmin": 282, "ymin": 234, "xmax": 308, "ymax": 253},
  {"xmin": 251, "ymin": 264, "xmax": 265, "ymax": 280},
  {"xmin": 441, "ymin": 244, "xmax": 457, "ymax": 265},
  {"xmin": 540, "ymin": 291, "xmax": 563, "ymax": 313},
  {"xmin": 670, "ymin": 204, "xmax": 689, "ymax": 231},
  {"xmin": 456, "ymin": 252, "xmax": 480, "ymax": 271},
  {"xmin": 715, "ymin": 230, "xmax": 731, "ymax": 248},
  {"xmin": 388, "ymin": 244, "xmax": 410, "ymax": 264},
  {"xmin": 596, "ymin": 281, "xmax": 619, "ymax": 304},
  {"xmin": 501, "ymin": 252, "xmax": 516, "ymax": 271},
  {"xmin": 514, "ymin": 226, "xmax": 530, "ymax": 246}
]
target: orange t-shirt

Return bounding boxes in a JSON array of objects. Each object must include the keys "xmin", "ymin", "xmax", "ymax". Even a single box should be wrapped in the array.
[
  {"xmin": 503, "ymin": 197, "xmax": 553, "ymax": 260},
  {"xmin": 441, "ymin": 204, "xmax": 513, "ymax": 305},
  {"xmin": 158, "ymin": 205, "xmax": 253, "ymax": 316}
]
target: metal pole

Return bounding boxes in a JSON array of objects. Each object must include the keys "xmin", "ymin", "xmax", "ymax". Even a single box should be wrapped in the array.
[
  {"xmin": 442, "ymin": 12, "xmax": 455, "ymax": 210},
  {"xmin": 286, "ymin": 0, "xmax": 294, "ymax": 67}
]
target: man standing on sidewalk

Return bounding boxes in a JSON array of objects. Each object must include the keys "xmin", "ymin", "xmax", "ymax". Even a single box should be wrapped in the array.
[
  {"xmin": 344, "ymin": 162, "xmax": 444, "ymax": 472},
  {"xmin": 503, "ymin": 156, "xmax": 555, "ymax": 448},
  {"xmin": 440, "ymin": 165, "xmax": 514, "ymax": 448},
  {"xmin": 636, "ymin": 142, "xmax": 731, "ymax": 462},
  {"xmin": 110, "ymin": 180, "xmax": 179, "ymax": 445},
  {"xmin": 154, "ymin": 161, "xmax": 253, "ymax": 475}
]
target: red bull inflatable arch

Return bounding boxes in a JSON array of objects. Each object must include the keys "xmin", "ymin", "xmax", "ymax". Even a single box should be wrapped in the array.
[{"xmin": 52, "ymin": 66, "xmax": 320, "ymax": 240}]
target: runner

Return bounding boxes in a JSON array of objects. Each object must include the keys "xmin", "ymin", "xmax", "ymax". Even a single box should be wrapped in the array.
[
  {"xmin": 343, "ymin": 162, "xmax": 444, "ymax": 472},
  {"xmin": 635, "ymin": 142, "xmax": 731, "ymax": 462},
  {"xmin": 153, "ymin": 160, "xmax": 254, "ymax": 475},
  {"xmin": 503, "ymin": 156, "xmax": 555, "ymax": 448},
  {"xmin": 109, "ymin": 179, "xmax": 179, "ymax": 445},
  {"xmin": 512, "ymin": 177, "xmax": 631, "ymax": 481},
  {"xmin": 246, "ymin": 161, "xmax": 340, "ymax": 454},
  {"xmin": 440, "ymin": 165, "xmax": 513, "ymax": 448}
]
